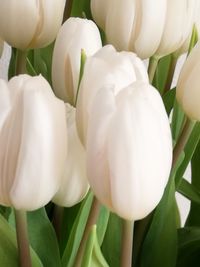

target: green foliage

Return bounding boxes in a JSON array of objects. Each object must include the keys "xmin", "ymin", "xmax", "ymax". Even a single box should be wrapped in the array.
[
  {"xmin": 81, "ymin": 225, "xmax": 109, "ymax": 267},
  {"xmin": 0, "ymin": 214, "xmax": 43, "ymax": 267},
  {"xmin": 177, "ymin": 227, "xmax": 200, "ymax": 267},
  {"xmin": 27, "ymin": 208, "xmax": 61, "ymax": 267},
  {"xmin": 140, "ymin": 176, "xmax": 177, "ymax": 267}
]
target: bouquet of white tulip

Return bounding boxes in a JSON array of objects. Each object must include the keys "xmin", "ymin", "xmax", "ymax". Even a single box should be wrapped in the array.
[{"xmin": 0, "ymin": 1, "xmax": 200, "ymax": 267}]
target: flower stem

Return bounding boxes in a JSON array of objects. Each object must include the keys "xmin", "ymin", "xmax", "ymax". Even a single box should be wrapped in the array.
[
  {"xmin": 120, "ymin": 220, "xmax": 134, "ymax": 267},
  {"xmin": 148, "ymin": 56, "xmax": 159, "ymax": 84},
  {"xmin": 163, "ymin": 54, "xmax": 178, "ymax": 95},
  {"xmin": 16, "ymin": 50, "xmax": 27, "ymax": 75},
  {"xmin": 14, "ymin": 210, "xmax": 32, "ymax": 267},
  {"xmin": 73, "ymin": 196, "xmax": 101, "ymax": 267},
  {"xmin": 172, "ymin": 117, "xmax": 195, "ymax": 170}
]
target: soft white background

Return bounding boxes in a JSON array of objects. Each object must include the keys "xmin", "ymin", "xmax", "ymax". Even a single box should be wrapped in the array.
[{"xmin": 0, "ymin": 44, "xmax": 191, "ymax": 226}]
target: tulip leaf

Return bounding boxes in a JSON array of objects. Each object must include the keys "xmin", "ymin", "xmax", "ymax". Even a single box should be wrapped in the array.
[
  {"xmin": 163, "ymin": 87, "xmax": 176, "ymax": 116},
  {"xmin": 171, "ymin": 100, "xmax": 185, "ymax": 142},
  {"xmin": 140, "ymin": 176, "xmax": 177, "ymax": 267},
  {"xmin": 0, "ymin": 213, "xmax": 43, "ymax": 267},
  {"xmin": 0, "ymin": 205, "xmax": 11, "ymax": 220},
  {"xmin": 101, "ymin": 213, "xmax": 122, "ymax": 267},
  {"xmin": 71, "ymin": 0, "xmax": 92, "ymax": 18},
  {"xmin": 61, "ymin": 192, "xmax": 110, "ymax": 267},
  {"xmin": 61, "ymin": 192, "xmax": 94, "ymax": 267},
  {"xmin": 27, "ymin": 208, "xmax": 61, "ymax": 267},
  {"xmin": 81, "ymin": 225, "xmax": 109, "ymax": 267},
  {"xmin": 176, "ymin": 227, "xmax": 200, "ymax": 267},
  {"xmin": 178, "ymin": 178, "xmax": 200, "ymax": 205},
  {"xmin": 175, "ymin": 122, "xmax": 200, "ymax": 188},
  {"xmin": 186, "ymin": 139, "xmax": 200, "ymax": 227},
  {"xmin": 153, "ymin": 54, "xmax": 171, "ymax": 93}
]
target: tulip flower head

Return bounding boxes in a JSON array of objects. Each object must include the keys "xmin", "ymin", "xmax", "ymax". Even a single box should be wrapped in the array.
[
  {"xmin": 177, "ymin": 41, "xmax": 200, "ymax": 121},
  {"xmin": 52, "ymin": 17, "xmax": 102, "ymax": 105},
  {"xmin": 86, "ymin": 82, "xmax": 172, "ymax": 220},
  {"xmin": 53, "ymin": 103, "xmax": 89, "ymax": 207},
  {"xmin": 0, "ymin": 0, "xmax": 66, "ymax": 50},
  {"xmin": 0, "ymin": 75, "xmax": 67, "ymax": 210},
  {"xmin": 91, "ymin": 0, "xmax": 197, "ymax": 58},
  {"xmin": 76, "ymin": 45, "xmax": 148, "ymax": 146}
]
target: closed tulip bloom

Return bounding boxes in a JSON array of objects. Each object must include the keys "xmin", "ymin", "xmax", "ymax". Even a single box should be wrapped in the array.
[
  {"xmin": 53, "ymin": 104, "xmax": 89, "ymax": 207},
  {"xmin": 0, "ymin": 75, "xmax": 67, "ymax": 210},
  {"xmin": 0, "ymin": 0, "xmax": 66, "ymax": 50},
  {"xmin": 76, "ymin": 45, "xmax": 148, "ymax": 145},
  {"xmin": 86, "ymin": 82, "xmax": 172, "ymax": 220},
  {"xmin": 52, "ymin": 17, "xmax": 102, "ymax": 105},
  {"xmin": 156, "ymin": 0, "xmax": 196, "ymax": 56},
  {"xmin": 91, "ymin": 0, "xmax": 167, "ymax": 59},
  {"xmin": 177, "ymin": 41, "xmax": 200, "ymax": 121}
]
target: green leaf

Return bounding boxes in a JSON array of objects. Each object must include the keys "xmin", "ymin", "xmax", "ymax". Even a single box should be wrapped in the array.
[
  {"xmin": 178, "ymin": 178, "xmax": 200, "ymax": 205},
  {"xmin": 163, "ymin": 87, "xmax": 176, "ymax": 116},
  {"xmin": 177, "ymin": 227, "xmax": 200, "ymax": 267},
  {"xmin": 0, "ymin": 205, "xmax": 11, "ymax": 220},
  {"xmin": 140, "ymin": 176, "xmax": 177, "ymax": 267},
  {"xmin": 186, "ymin": 139, "xmax": 200, "ymax": 226},
  {"xmin": 81, "ymin": 225, "xmax": 109, "ymax": 267},
  {"xmin": 171, "ymin": 100, "xmax": 185, "ymax": 142},
  {"xmin": 0, "ymin": 214, "xmax": 43, "ymax": 267},
  {"xmin": 96, "ymin": 206, "xmax": 110, "ymax": 246},
  {"xmin": 175, "ymin": 122, "xmax": 200, "ymax": 188},
  {"xmin": 153, "ymin": 54, "xmax": 171, "ymax": 93},
  {"xmin": 101, "ymin": 213, "xmax": 122, "ymax": 267},
  {"xmin": 27, "ymin": 208, "xmax": 61, "ymax": 267},
  {"xmin": 71, "ymin": 0, "xmax": 92, "ymax": 18},
  {"xmin": 62, "ymin": 192, "xmax": 94, "ymax": 267}
]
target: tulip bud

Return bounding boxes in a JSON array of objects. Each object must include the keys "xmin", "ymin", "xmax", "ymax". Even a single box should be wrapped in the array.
[
  {"xmin": 91, "ymin": 0, "xmax": 167, "ymax": 59},
  {"xmin": 0, "ymin": 75, "xmax": 67, "ymax": 210},
  {"xmin": 86, "ymin": 82, "xmax": 172, "ymax": 220},
  {"xmin": 52, "ymin": 17, "xmax": 102, "ymax": 105},
  {"xmin": 76, "ymin": 45, "xmax": 148, "ymax": 145},
  {"xmin": 156, "ymin": 0, "xmax": 197, "ymax": 56},
  {"xmin": 53, "ymin": 103, "xmax": 89, "ymax": 207},
  {"xmin": 0, "ymin": 38, "xmax": 3, "ymax": 58},
  {"xmin": 0, "ymin": 0, "xmax": 66, "ymax": 50},
  {"xmin": 177, "ymin": 41, "xmax": 200, "ymax": 121}
]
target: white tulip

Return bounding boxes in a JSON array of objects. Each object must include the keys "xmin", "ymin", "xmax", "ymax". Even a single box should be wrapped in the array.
[
  {"xmin": 76, "ymin": 45, "xmax": 148, "ymax": 146},
  {"xmin": 0, "ymin": 0, "xmax": 66, "ymax": 50},
  {"xmin": 177, "ymin": 41, "xmax": 200, "ymax": 121},
  {"xmin": 91, "ymin": 0, "xmax": 167, "ymax": 59},
  {"xmin": 0, "ymin": 75, "xmax": 67, "ymax": 210},
  {"xmin": 52, "ymin": 17, "xmax": 102, "ymax": 105},
  {"xmin": 91, "ymin": 0, "xmax": 109, "ymax": 30},
  {"xmin": 86, "ymin": 82, "xmax": 172, "ymax": 220},
  {"xmin": 156, "ymin": 0, "xmax": 197, "ymax": 56},
  {"xmin": 53, "ymin": 104, "xmax": 89, "ymax": 207}
]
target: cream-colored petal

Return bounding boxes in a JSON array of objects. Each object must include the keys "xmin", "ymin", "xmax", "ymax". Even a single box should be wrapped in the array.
[
  {"xmin": 0, "ymin": 0, "xmax": 38, "ymax": 50},
  {"xmin": 52, "ymin": 17, "xmax": 102, "ymax": 104},
  {"xmin": 107, "ymin": 82, "xmax": 172, "ymax": 220},
  {"xmin": 9, "ymin": 76, "xmax": 67, "ymax": 210},
  {"xmin": 53, "ymin": 104, "xmax": 89, "ymax": 207}
]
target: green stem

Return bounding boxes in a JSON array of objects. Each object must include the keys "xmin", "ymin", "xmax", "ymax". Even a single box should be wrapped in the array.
[
  {"xmin": 120, "ymin": 220, "xmax": 134, "ymax": 267},
  {"xmin": 52, "ymin": 205, "xmax": 64, "ymax": 242},
  {"xmin": 14, "ymin": 210, "xmax": 32, "ymax": 267},
  {"xmin": 163, "ymin": 55, "xmax": 178, "ymax": 95},
  {"xmin": 148, "ymin": 56, "xmax": 159, "ymax": 84},
  {"xmin": 172, "ymin": 117, "xmax": 195, "ymax": 170},
  {"xmin": 63, "ymin": 0, "xmax": 73, "ymax": 22},
  {"xmin": 16, "ymin": 50, "xmax": 27, "ymax": 75},
  {"xmin": 73, "ymin": 197, "xmax": 101, "ymax": 267}
]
